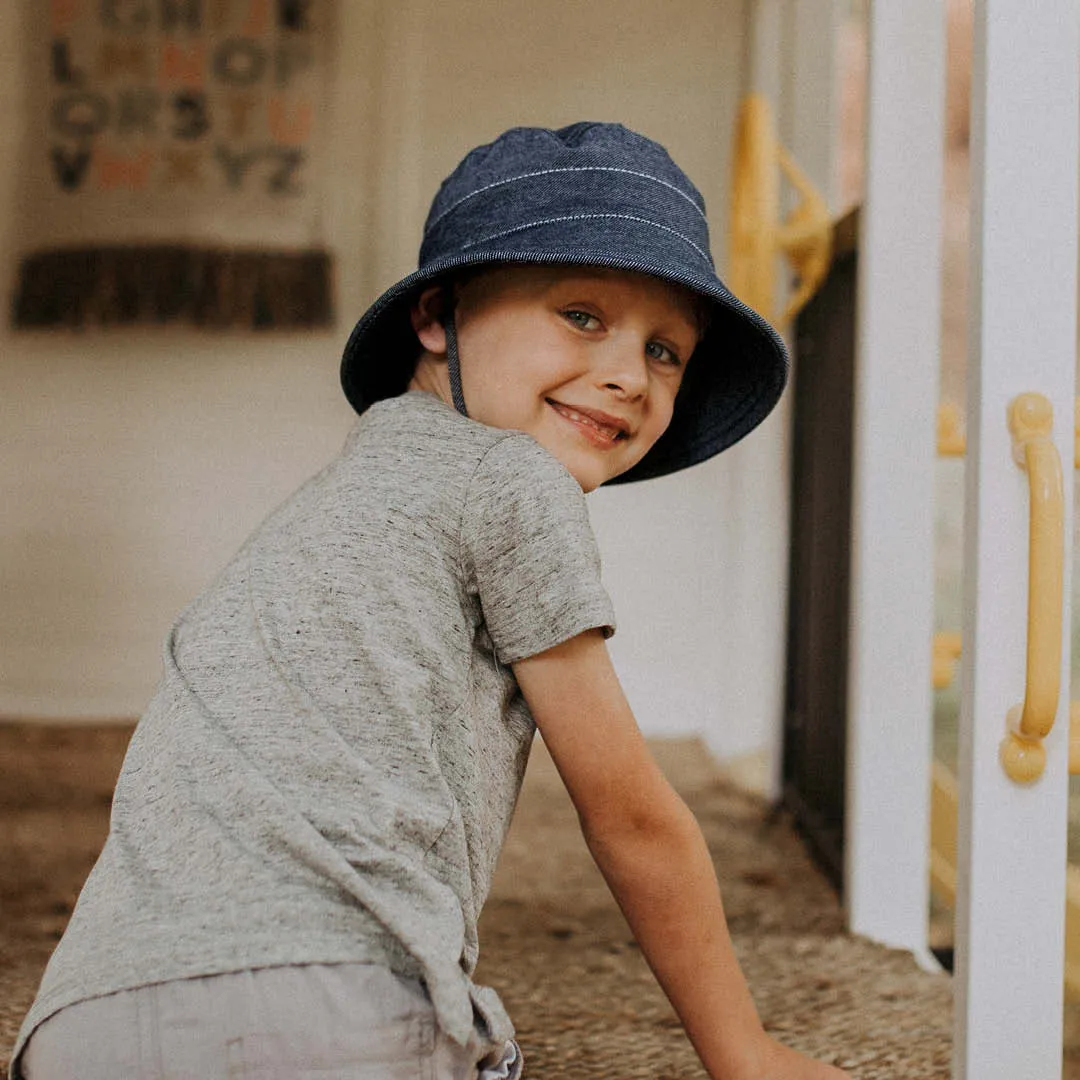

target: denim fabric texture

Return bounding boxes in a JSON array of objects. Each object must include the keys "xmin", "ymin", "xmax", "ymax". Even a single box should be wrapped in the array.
[{"xmin": 340, "ymin": 121, "xmax": 788, "ymax": 484}]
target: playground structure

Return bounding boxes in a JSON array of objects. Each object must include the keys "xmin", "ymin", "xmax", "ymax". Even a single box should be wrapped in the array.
[{"xmin": 727, "ymin": 5, "xmax": 1080, "ymax": 1076}]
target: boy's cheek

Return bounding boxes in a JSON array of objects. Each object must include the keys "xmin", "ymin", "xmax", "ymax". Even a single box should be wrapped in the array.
[{"xmin": 646, "ymin": 407, "xmax": 679, "ymax": 447}]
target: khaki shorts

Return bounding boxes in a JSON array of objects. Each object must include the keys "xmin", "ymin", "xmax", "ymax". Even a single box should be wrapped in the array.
[{"xmin": 20, "ymin": 963, "xmax": 522, "ymax": 1080}]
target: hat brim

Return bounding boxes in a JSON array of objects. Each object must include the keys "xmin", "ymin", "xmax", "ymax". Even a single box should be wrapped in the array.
[{"xmin": 340, "ymin": 242, "xmax": 787, "ymax": 485}]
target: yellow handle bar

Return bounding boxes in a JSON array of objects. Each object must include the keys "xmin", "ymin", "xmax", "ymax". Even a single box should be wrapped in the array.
[{"xmin": 999, "ymin": 394, "xmax": 1064, "ymax": 784}]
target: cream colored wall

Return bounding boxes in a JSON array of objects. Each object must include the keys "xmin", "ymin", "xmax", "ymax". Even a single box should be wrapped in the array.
[
  {"xmin": 0, "ymin": 2, "xmax": 371, "ymax": 716},
  {"xmin": 1, "ymin": 1, "xmax": 836, "ymax": 770}
]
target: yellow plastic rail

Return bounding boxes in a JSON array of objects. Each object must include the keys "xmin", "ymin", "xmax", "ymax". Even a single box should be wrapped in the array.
[
  {"xmin": 999, "ymin": 394, "xmax": 1064, "ymax": 784},
  {"xmin": 937, "ymin": 397, "xmax": 1080, "ymax": 463},
  {"xmin": 728, "ymin": 94, "xmax": 832, "ymax": 326},
  {"xmin": 932, "ymin": 631, "xmax": 962, "ymax": 690},
  {"xmin": 937, "ymin": 402, "xmax": 966, "ymax": 456}
]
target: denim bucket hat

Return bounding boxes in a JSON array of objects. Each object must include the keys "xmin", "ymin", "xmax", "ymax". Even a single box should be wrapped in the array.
[{"xmin": 340, "ymin": 122, "xmax": 788, "ymax": 484}]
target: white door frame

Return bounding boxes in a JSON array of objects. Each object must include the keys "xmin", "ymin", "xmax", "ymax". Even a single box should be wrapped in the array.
[
  {"xmin": 953, "ymin": 2, "xmax": 1079, "ymax": 1076},
  {"xmin": 845, "ymin": 0, "xmax": 944, "ymax": 961}
]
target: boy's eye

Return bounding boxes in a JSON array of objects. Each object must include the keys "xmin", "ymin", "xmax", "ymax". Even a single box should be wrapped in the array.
[
  {"xmin": 562, "ymin": 309, "xmax": 601, "ymax": 331},
  {"xmin": 645, "ymin": 340, "xmax": 682, "ymax": 367}
]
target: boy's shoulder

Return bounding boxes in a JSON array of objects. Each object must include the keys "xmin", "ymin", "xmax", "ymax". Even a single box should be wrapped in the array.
[{"xmin": 357, "ymin": 391, "xmax": 582, "ymax": 497}]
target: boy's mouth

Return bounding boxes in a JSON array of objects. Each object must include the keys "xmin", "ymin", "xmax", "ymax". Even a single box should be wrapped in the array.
[{"xmin": 546, "ymin": 399, "xmax": 630, "ymax": 444}]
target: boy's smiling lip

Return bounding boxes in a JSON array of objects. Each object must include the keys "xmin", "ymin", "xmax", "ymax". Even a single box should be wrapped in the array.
[{"xmin": 545, "ymin": 398, "xmax": 632, "ymax": 445}]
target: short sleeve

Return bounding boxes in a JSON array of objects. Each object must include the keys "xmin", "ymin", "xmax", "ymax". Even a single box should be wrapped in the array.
[{"xmin": 461, "ymin": 434, "xmax": 616, "ymax": 664}]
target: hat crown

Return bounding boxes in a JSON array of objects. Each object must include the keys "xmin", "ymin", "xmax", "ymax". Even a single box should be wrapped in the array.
[{"xmin": 419, "ymin": 122, "xmax": 712, "ymax": 268}]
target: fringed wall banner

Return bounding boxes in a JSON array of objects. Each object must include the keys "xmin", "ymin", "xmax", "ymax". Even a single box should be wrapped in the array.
[{"xmin": 12, "ymin": 0, "xmax": 336, "ymax": 330}]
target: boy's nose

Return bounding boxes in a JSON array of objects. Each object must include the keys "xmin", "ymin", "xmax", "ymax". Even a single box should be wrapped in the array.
[{"xmin": 594, "ymin": 342, "xmax": 649, "ymax": 399}]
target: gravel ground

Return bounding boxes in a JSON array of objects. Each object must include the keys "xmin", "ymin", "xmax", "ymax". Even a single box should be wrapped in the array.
[{"xmin": 0, "ymin": 722, "xmax": 959, "ymax": 1079}]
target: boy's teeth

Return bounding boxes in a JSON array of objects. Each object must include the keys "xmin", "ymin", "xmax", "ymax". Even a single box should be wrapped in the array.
[{"xmin": 555, "ymin": 403, "xmax": 619, "ymax": 437}]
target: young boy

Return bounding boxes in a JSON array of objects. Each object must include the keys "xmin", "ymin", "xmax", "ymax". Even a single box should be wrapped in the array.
[{"xmin": 12, "ymin": 123, "xmax": 850, "ymax": 1080}]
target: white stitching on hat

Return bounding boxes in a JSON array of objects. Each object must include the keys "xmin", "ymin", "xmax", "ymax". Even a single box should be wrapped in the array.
[
  {"xmin": 458, "ymin": 213, "xmax": 712, "ymax": 264},
  {"xmin": 426, "ymin": 168, "xmax": 708, "ymax": 233}
]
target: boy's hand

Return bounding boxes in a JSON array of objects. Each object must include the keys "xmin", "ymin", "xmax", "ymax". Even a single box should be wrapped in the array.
[{"xmin": 740, "ymin": 1033, "xmax": 852, "ymax": 1080}]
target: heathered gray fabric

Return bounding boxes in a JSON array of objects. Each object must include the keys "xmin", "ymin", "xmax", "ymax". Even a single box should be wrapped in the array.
[
  {"xmin": 20, "ymin": 964, "xmax": 523, "ymax": 1080},
  {"xmin": 12, "ymin": 391, "xmax": 615, "ymax": 1074}
]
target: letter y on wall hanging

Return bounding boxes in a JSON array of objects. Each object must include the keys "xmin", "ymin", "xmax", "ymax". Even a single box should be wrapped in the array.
[{"xmin": 12, "ymin": 0, "xmax": 336, "ymax": 330}]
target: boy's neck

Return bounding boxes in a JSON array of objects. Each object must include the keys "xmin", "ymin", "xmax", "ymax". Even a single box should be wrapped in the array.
[{"xmin": 408, "ymin": 352, "xmax": 454, "ymax": 409}]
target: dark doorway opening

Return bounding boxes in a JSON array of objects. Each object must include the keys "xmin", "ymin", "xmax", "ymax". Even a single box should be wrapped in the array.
[{"xmin": 782, "ymin": 210, "xmax": 859, "ymax": 893}]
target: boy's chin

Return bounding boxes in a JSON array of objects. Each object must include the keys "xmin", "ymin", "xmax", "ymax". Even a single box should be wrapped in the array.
[{"xmin": 565, "ymin": 458, "xmax": 635, "ymax": 493}]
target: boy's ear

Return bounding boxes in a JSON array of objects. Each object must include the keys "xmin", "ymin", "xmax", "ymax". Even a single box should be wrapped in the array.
[{"xmin": 410, "ymin": 285, "xmax": 449, "ymax": 355}]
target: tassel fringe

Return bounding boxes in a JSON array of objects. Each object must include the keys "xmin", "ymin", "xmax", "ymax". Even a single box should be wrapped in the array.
[{"xmin": 12, "ymin": 246, "xmax": 334, "ymax": 330}]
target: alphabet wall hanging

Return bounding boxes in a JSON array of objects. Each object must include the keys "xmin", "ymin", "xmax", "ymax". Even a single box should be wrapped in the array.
[{"xmin": 12, "ymin": 0, "xmax": 336, "ymax": 330}]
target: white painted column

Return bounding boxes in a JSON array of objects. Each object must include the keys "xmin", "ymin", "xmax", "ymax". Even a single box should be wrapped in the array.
[
  {"xmin": 953, "ymin": 1, "xmax": 1078, "ymax": 1076},
  {"xmin": 845, "ymin": 1, "xmax": 944, "ymax": 956}
]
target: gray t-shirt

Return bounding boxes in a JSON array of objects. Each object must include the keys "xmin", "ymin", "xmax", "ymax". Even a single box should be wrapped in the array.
[{"xmin": 14, "ymin": 391, "xmax": 615, "ymax": 1070}]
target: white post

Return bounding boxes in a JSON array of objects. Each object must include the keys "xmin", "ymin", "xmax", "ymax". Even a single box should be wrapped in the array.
[
  {"xmin": 846, "ymin": 0, "xmax": 944, "ymax": 957},
  {"xmin": 953, "ymin": 1, "xmax": 1078, "ymax": 1076}
]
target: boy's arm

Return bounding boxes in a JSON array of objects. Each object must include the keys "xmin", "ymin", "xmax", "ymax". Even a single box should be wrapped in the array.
[{"xmin": 512, "ymin": 629, "xmax": 850, "ymax": 1080}]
